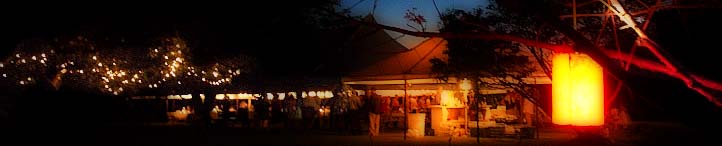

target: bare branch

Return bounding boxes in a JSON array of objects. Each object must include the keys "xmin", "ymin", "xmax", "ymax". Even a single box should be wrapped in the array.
[
  {"xmin": 328, "ymin": 7, "xmax": 722, "ymax": 107},
  {"xmin": 603, "ymin": 49, "xmax": 722, "ymax": 106},
  {"xmin": 346, "ymin": 18, "xmax": 574, "ymax": 52},
  {"xmin": 559, "ymin": 5, "xmax": 713, "ymax": 19},
  {"xmin": 564, "ymin": 0, "xmax": 598, "ymax": 8}
]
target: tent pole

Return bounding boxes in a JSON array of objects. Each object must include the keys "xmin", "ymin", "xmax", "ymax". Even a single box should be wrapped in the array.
[{"xmin": 404, "ymin": 75, "xmax": 409, "ymax": 140}]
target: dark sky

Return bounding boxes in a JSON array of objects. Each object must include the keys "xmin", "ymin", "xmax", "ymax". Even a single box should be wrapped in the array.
[{"xmin": 1, "ymin": 2, "xmax": 352, "ymax": 79}]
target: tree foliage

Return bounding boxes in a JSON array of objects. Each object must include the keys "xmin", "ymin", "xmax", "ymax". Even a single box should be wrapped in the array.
[
  {"xmin": 0, "ymin": 34, "xmax": 255, "ymax": 96},
  {"xmin": 430, "ymin": 2, "xmax": 561, "ymax": 104}
]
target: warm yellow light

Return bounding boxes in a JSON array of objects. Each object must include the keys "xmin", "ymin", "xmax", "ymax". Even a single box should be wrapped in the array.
[
  {"xmin": 459, "ymin": 78, "xmax": 472, "ymax": 91},
  {"xmin": 552, "ymin": 52, "xmax": 604, "ymax": 126}
]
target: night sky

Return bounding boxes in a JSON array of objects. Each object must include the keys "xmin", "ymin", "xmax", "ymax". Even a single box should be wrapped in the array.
[{"xmin": 1, "ymin": 2, "xmax": 350, "ymax": 79}]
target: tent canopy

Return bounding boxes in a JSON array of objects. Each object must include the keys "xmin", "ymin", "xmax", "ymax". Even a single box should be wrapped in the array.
[
  {"xmin": 342, "ymin": 15, "xmax": 551, "ymax": 86},
  {"xmin": 344, "ymin": 37, "xmax": 447, "ymax": 82}
]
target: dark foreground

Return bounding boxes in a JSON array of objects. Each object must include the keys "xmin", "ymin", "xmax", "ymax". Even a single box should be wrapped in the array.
[{"xmin": 5, "ymin": 121, "xmax": 721, "ymax": 146}]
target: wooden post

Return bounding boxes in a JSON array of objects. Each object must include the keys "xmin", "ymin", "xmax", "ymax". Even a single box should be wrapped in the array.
[
  {"xmin": 404, "ymin": 75, "xmax": 409, "ymax": 140},
  {"xmin": 472, "ymin": 78, "xmax": 481, "ymax": 143}
]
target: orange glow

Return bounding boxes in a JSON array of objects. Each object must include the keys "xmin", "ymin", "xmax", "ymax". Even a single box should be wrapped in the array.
[{"xmin": 552, "ymin": 53, "xmax": 604, "ymax": 126}]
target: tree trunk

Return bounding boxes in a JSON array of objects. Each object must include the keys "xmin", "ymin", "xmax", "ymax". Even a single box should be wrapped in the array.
[{"xmin": 191, "ymin": 93, "xmax": 207, "ymax": 127}]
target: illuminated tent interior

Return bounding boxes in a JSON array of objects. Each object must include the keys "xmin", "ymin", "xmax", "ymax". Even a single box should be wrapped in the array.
[{"xmin": 341, "ymin": 16, "xmax": 554, "ymax": 137}]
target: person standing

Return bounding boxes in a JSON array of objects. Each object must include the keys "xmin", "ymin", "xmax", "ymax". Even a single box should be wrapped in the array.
[{"xmin": 368, "ymin": 90, "xmax": 384, "ymax": 136}]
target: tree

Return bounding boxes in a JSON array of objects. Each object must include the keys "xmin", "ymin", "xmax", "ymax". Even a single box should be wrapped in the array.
[
  {"xmin": 329, "ymin": 0, "xmax": 722, "ymax": 107},
  {"xmin": 427, "ymin": 7, "xmax": 550, "ymax": 141},
  {"xmin": 1, "ymin": 35, "xmax": 254, "ymax": 96}
]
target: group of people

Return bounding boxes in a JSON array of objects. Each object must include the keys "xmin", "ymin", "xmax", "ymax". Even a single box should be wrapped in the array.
[
  {"xmin": 242, "ymin": 91, "xmax": 366, "ymax": 131},
  {"xmin": 365, "ymin": 90, "xmax": 440, "ymax": 136},
  {"xmin": 380, "ymin": 95, "xmax": 437, "ymax": 114}
]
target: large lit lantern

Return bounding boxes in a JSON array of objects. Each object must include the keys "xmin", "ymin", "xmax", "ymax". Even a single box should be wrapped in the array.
[{"xmin": 552, "ymin": 52, "xmax": 604, "ymax": 126}]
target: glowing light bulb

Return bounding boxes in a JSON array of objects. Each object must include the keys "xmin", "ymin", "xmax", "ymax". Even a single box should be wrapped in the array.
[
  {"xmin": 98, "ymin": 63, "xmax": 103, "ymax": 67},
  {"xmin": 202, "ymin": 78, "xmax": 206, "ymax": 81},
  {"xmin": 27, "ymin": 77, "xmax": 32, "ymax": 81},
  {"xmin": 31, "ymin": 56, "xmax": 37, "ymax": 60},
  {"xmin": 2, "ymin": 74, "xmax": 6, "ymax": 77},
  {"xmin": 92, "ymin": 56, "xmax": 97, "ymax": 60},
  {"xmin": 41, "ymin": 53, "xmax": 46, "ymax": 57}
]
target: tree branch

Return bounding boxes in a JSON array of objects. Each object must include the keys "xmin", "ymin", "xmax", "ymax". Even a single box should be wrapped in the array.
[
  {"xmin": 329, "ymin": 7, "xmax": 722, "ymax": 107},
  {"xmin": 559, "ymin": 5, "xmax": 713, "ymax": 19},
  {"xmin": 346, "ymin": 17, "xmax": 574, "ymax": 52},
  {"xmin": 604, "ymin": 49, "xmax": 722, "ymax": 106}
]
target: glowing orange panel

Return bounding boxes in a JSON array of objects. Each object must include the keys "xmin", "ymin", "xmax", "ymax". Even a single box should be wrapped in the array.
[{"xmin": 552, "ymin": 53, "xmax": 604, "ymax": 126}]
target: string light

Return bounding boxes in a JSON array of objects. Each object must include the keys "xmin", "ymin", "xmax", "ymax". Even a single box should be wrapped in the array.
[{"xmin": 1, "ymin": 36, "xmax": 247, "ymax": 95}]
